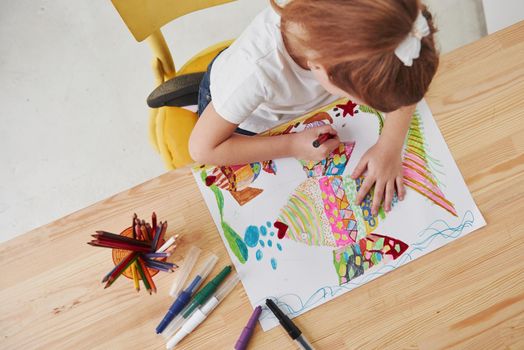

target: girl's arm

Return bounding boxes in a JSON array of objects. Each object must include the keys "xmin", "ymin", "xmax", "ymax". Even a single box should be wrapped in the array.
[
  {"xmin": 189, "ymin": 102, "xmax": 340, "ymax": 166},
  {"xmin": 351, "ymin": 104, "xmax": 416, "ymax": 214}
]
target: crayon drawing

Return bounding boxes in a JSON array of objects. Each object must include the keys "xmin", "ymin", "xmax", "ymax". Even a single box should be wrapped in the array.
[{"xmin": 193, "ymin": 99, "xmax": 485, "ymax": 331}]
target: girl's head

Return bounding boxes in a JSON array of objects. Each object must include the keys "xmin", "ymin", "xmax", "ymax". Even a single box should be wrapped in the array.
[{"xmin": 270, "ymin": 0, "xmax": 439, "ymax": 112}]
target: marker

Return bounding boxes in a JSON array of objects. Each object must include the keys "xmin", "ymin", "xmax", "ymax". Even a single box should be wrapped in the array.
[
  {"xmin": 169, "ymin": 246, "xmax": 202, "ymax": 297},
  {"xmin": 156, "ymin": 253, "xmax": 218, "ymax": 334},
  {"xmin": 166, "ymin": 274, "xmax": 240, "ymax": 349},
  {"xmin": 234, "ymin": 305, "xmax": 262, "ymax": 350},
  {"xmin": 265, "ymin": 299, "xmax": 315, "ymax": 350},
  {"xmin": 312, "ymin": 133, "xmax": 335, "ymax": 148},
  {"xmin": 162, "ymin": 265, "xmax": 232, "ymax": 339}
]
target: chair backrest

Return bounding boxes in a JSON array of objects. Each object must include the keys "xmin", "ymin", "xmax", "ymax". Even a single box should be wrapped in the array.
[{"xmin": 111, "ymin": 0, "xmax": 236, "ymax": 42}]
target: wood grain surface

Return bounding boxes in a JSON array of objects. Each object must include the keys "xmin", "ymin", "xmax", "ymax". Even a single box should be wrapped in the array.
[{"xmin": 1, "ymin": 22, "xmax": 523, "ymax": 350}]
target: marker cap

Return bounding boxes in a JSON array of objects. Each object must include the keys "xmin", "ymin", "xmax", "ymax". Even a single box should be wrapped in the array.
[{"xmin": 169, "ymin": 246, "xmax": 201, "ymax": 297}]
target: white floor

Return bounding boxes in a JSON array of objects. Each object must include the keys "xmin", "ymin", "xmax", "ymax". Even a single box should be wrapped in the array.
[{"xmin": 0, "ymin": 0, "xmax": 488, "ymax": 243}]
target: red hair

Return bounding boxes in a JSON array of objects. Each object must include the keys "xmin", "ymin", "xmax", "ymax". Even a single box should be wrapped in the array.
[{"xmin": 270, "ymin": 0, "xmax": 439, "ymax": 112}]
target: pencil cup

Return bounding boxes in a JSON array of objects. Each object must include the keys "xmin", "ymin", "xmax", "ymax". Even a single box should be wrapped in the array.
[{"xmin": 111, "ymin": 226, "xmax": 165, "ymax": 279}]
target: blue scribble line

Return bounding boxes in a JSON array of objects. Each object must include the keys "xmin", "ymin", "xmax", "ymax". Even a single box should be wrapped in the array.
[{"xmin": 258, "ymin": 211, "xmax": 475, "ymax": 321}]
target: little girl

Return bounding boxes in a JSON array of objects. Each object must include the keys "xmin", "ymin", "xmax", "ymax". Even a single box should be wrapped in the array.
[{"xmin": 189, "ymin": 0, "xmax": 438, "ymax": 217}]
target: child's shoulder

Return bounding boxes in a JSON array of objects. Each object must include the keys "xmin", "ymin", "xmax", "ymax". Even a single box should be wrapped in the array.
[{"xmin": 219, "ymin": 7, "xmax": 281, "ymax": 68}]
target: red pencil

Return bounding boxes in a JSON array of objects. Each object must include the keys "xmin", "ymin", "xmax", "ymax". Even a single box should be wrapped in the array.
[
  {"xmin": 132, "ymin": 213, "xmax": 138, "ymax": 239},
  {"xmin": 104, "ymin": 252, "xmax": 138, "ymax": 288},
  {"xmin": 152, "ymin": 212, "xmax": 157, "ymax": 233},
  {"xmin": 312, "ymin": 133, "xmax": 335, "ymax": 148},
  {"xmin": 88, "ymin": 240, "xmax": 151, "ymax": 253},
  {"xmin": 93, "ymin": 232, "xmax": 151, "ymax": 248},
  {"xmin": 135, "ymin": 223, "xmax": 142, "ymax": 240}
]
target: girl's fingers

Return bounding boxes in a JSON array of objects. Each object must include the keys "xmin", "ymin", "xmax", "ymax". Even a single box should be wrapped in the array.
[
  {"xmin": 384, "ymin": 181, "xmax": 395, "ymax": 212},
  {"xmin": 395, "ymin": 176, "xmax": 406, "ymax": 200},
  {"xmin": 321, "ymin": 138, "xmax": 341, "ymax": 153},
  {"xmin": 356, "ymin": 176, "xmax": 374, "ymax": 205},
  {"xmin": 371, "ymin": 180, "xmax": 385, "ymax": 216},
  {"xmin": 351, "ymin": 156, "xmax": 368, "ymax": 180}
]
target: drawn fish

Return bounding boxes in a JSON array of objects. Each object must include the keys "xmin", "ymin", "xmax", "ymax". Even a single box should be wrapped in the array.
[
  {"xmin": 272, "ymin": 140, "xmax": 409, "ymax": 285},
  {"xmin": 205, "ymin": 160, "xmax": 277, "ymax": 206},
  {"xmin": 333, "ymin": 234, "xmax": 409, "ymax": 285}
]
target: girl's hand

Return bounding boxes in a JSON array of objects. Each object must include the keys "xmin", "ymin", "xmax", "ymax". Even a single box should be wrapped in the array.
[
  {"xmin": 351, "ymin": 140, "xmax": 406, "ymax": 215},
  {"xmin": 290, "ymin": 125, "xmax": 340, "ymax": 161}
]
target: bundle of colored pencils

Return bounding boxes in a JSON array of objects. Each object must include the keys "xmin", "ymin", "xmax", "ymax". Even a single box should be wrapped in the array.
[{"xmin": 88, "ymin": 212, "xmax": 179, "ymax": 294}]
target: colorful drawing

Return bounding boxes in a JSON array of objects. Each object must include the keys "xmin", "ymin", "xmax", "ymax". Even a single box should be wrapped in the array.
[
  {"xmin": 332, "ymin": 233, "xmax": 409, "ymax": 285},
  {"xmin": 319, "ymin": 176, "xmax": 359, "ymax": 246},
  {"xmin": 205, "ymin": 160, "xmax": 277, "ymax": 206},
  {"xmin": 193, "ymin": 98, "xmax": 485, "ymax": 332},
  {"xmin": 355, "ymin": 177, "xmax": 379, "ymax": 234},
  {"xmin": 402, "ymin": 113, "xmax": 458, "ymax": 216},
  {"xmin": 200, "ymin": 170, "xmax": 248, "ymax": 264},
  {"xmin": 301, "ymin": 142, "xmax": 355, "ymax": 177},
  {"xmin": 242, "ymin": 222, "xmax": 282, "ymax": 270},
  {"xmin": 276, "ymin": 178, "xmax": 335, "ymax": 247}
]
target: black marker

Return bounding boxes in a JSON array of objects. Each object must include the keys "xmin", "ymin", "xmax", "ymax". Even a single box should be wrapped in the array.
[{"xmin": 265, "ymin": 299, "xmax": 315, "ymax": 350}]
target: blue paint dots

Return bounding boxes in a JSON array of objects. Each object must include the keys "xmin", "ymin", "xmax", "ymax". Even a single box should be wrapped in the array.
[
  {"xmin": 256, "ymin": 250, "xmax": 263, "ymax": 261},
  {"xmin": 244, "ymin": 226, "xmax": 259, "ymax": 248},
  {"xmin": 270, "ymin": 258, "xmax": 278, "ymax": 270},
  {"xmin": 260, "ymin": 226, "xmax": 268, "ymax": 236},
  {"xmin": 259, "ymin": 240, "xmax": 265, "ymax": 247},
  {"xmin": 267, "ymin": 240, "xmax": 273, "ymax": 248},
  {"xmin": 266, "ymin": 221, "xmax": 272, "ymax": 228},
  {"xmin": 276, "ymin": 243, "xmax": 282, "ymax": 251},
  {"xmin": 270, "ymin": 231, "xmax": 275, "ymax": 237}
]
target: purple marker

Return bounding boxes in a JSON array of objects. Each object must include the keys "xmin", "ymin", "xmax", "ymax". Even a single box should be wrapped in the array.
[{"xmin": 234, "ymin": 306, "xmax": 262, "ymax": 350}]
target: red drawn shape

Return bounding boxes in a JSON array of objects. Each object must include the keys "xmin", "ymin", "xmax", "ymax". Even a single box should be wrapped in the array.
[
  {"xmin": 336, "ymin": 100, "xmax": 358, "ymax": 117},
  {"xmin": 274, "ymin": 221, "xmax": 289, "ymax": 239},
  {"xmin": 205, "ymin": 175, "xmax": 217, "ymax": 187}
]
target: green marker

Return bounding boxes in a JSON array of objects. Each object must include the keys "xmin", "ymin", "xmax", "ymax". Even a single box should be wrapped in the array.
[{"xmin": 161, "ymin": 265, "xmax": 232, "ymax": 339}]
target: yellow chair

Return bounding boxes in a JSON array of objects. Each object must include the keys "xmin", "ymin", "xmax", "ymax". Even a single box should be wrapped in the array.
[{"xmin": 111, "ymin": 0, "xmax": 236, "ymax": 169}]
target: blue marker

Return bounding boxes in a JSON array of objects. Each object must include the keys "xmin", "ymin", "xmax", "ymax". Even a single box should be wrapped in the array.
[{"xmin": 156, "ymin": 254, "xmax": 218, "ymax": 333}]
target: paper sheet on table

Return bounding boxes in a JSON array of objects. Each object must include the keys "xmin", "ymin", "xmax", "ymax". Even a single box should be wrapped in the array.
[{"xmin": 193, "ymin": 99, "xmax": 486, "ymax": 331}]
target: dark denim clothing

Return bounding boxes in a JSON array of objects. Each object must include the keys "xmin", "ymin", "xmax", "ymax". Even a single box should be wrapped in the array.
[{"xmin": 197, "ymin": 51, "xmax": 257, "ymax": 136}]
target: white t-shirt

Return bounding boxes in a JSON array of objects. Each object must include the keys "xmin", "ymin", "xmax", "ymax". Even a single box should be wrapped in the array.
[{"xmin": 210, "ymin": 6, "xmax": 339, "ymax": 133}]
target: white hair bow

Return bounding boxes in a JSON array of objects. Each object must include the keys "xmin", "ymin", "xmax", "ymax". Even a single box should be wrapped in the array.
[{"xmin": 394, "ymin": 12, "xmax": 430, "ymax": 67}]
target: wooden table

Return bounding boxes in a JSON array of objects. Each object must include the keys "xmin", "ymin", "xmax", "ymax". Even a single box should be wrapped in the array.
[{"xmin": 2, "ymin": 22, "xmax": 523, "ymax": 350}]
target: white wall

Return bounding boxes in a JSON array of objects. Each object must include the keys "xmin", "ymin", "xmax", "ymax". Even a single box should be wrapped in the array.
[{"xmin": 482, "ymin": 0, "xmax": 524, "ymax": 34}]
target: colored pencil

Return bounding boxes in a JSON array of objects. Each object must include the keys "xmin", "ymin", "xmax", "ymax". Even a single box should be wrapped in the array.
[
  {"xmin": 131, "ymin": 263, "xmax": 140, "ymax": 292},
  {"xmin": 140, "ymin": 224, "xmax": 149, "ymax": 241},
  {"xmin": 93, "ymin": 232, "xmax": 151, "ymax": 247},
  {"xmin": 132, "ymin": 213, "xmax": 137, "ymax": 239},
  {"xmin": 144, "ymin": 261, "xmax": 169, "ymax": 272},
  {"xmin": 138, "ymin": 257, "xmax": 157, "ymax": 293},
  {"xmin": 152, "ymin": 212, "xmax": 157, "ymax": 234},
  {"xmin": 165, "ymin": 244, "xmax": 177, "ymax": 255},
  {"xmin": 156, "ymin": 222, "xmax": 168, "ymax": 251},
  {"xmin": 144, "ymin": 252, "xmax": 170, "ymax": 259},
  {"xmin": 156, "ymin": 236, "xmax": 176, "ymax": 253},
  {"xmin": 146, "ymin": 223, "xmax": 152, "ymax": 239},
  {"xmin": 144, "ymin": 258, "xmax": 177, "ymax": 270},
  {"xmin": 135, "ymin": 258, "xmax": 152, "ymax": 294},
  {"xmin": 102, "ymin": 262, "xmax": 120, "ymax": 283},
  {"xmin": 135, "ymin": 223, "xmax": 142, "ymax": 240},
  {"xmin": 104, "ymin": 252, "xmax": 138, "ymax": 288},
  {"xmin": 88, "ymin": 240, "xmax": 152, "ymax": 253},
  {"xmin": 151, "ymin": 225, "xmax": 162, "ymax": 252}
]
